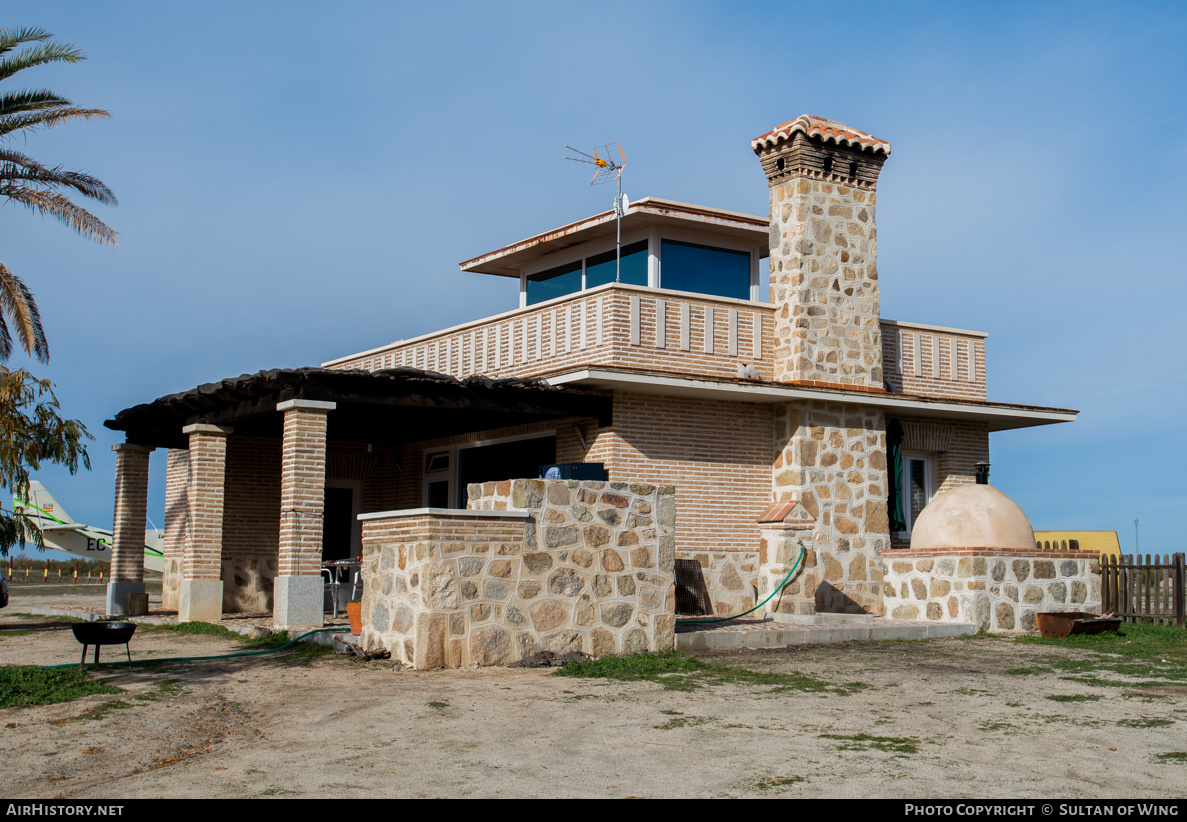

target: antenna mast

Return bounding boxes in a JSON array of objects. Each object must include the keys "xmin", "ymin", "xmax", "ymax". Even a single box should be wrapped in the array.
[{"xmin": 563, "ymin": 143, "xmax": 627, "ymax": 282}]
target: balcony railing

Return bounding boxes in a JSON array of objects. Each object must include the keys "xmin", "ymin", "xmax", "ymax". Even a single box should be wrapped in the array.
[
  {"xmin": 324, "ymin": 283, "xmax": 775, "ymax": 383},
  {"xmin": 325, "ymin": 285, "xmax": 987, "ymax": 403}
]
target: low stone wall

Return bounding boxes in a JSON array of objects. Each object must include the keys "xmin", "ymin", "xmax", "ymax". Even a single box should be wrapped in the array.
[
  {"xmin": 676, "ymin": 550, "xmax": 761, "ymax": 615},
  {"xmin": 360, "ymin": 479, "xmax": 677, "ymax": 668},
  {"xmin": 220, "ymin": 555, "xmax": 277, "ymax": 613},
  {"xmin": 883, "ymin": 550, "xmax": 1101, "ymax": 632}
]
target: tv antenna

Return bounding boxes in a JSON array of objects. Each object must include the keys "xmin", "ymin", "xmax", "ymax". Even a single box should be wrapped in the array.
[{"xmin": 564, "ymin": 142, "xmax": 627, "ymax": 282}]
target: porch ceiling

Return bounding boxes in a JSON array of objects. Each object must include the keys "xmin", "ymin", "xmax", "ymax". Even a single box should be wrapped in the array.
[{"xmin": 106, "ymin": 367, "xmax": 613, "ymax": 450}]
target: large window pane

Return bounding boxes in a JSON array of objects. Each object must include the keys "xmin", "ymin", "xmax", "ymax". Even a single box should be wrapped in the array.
[
  {"xmin": 661, "ymin": 240, "xmax": 751, "ymax": 300},
  {"xmin": 526, "ymin": 260, "xmax": 582, "ymax": 305},
  {"xmin": 586, "ymin": 240, "xmax": 648, "ymax": 288}
]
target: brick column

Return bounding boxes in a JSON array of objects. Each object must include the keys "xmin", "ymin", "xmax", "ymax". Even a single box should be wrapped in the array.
[
  {"xmin": 274, "ymin": 399, "xmax": 335, "ymax": 630},
  {"xmin": 106, "ymin": 443, "xmax": 154, "ymax": 616},
  {"xmin": 161, "ymin": 448, "xmax": 189, "ymax": 611},
  {"xmin": 179, "ymin": 424, "xmax": 231, "ymax": 622}
]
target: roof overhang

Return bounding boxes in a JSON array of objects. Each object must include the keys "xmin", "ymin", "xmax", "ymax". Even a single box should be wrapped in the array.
[
  {"xmin": 106, "ymin": 367, "xmax": 613, "ymax": 450},
  {"xmin": 544, "ymin": 369, "xmax": 1077, "ymax": 432},
  {"xmin": 460, "ymin": 197, "xmax": 770, "ymax": 278}
]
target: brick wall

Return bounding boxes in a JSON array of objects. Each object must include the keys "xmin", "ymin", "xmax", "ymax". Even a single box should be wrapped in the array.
[
  {"xmin": 162, "ymin": 448, "xmax": 188, "ymax": 610},
  {"xmin": 110, "ymin": 445, "xmax": 152, "ymax": 584},
  {"xmin": 882, "ymin": 323, "xmax": 987, "ymax": 401},
  {"xmin": 277, "ymin": 408, "xmax": 329, "ymax": 578},
  {"xmin": 184, "ymin": 428, "xmax": 229, "ymax": 581}
]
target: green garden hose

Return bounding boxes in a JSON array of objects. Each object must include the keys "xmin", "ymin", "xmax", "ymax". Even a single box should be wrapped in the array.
[
  {"xmin": 42, "ymin": 626, "xmax": 351, "ymax": 670},
  {"xmin": 675, "ymin": 544, "xmax": 805, "ymax": 626}
]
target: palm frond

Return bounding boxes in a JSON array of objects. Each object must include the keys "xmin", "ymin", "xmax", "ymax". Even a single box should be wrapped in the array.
[
  {"xmin": 0, "ymin": 28, "xmax": 53, "ymax": 59},
  {"xmin": 1, "ymin": 186, "xmax": 118, "ymax": 247},
  {"xmin": 0, "ymin": 308, "xmax": 11, "ymax": 362},
  {"xmin": 0, "ymin": 107, "xmax": 111, "ymax": 138},
  {"xmin": 0, "ymin": 154, "xmax": 118, "ymax": 205},
  {"xmin": 0, "ymin": 262, "xmax": 47, "ymax": 363},
  {"xmin": 0, "ymin": 88, "xmax": 73, "ymax": 113},
  {"xmin": 0, "ymin": 41, "xmax": 85, "ymax": 82}
]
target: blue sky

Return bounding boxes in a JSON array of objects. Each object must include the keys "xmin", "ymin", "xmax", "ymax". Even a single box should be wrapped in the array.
[{"xmin": 4, "ymin": 1, "xmax": 1185, "ymax": 558}]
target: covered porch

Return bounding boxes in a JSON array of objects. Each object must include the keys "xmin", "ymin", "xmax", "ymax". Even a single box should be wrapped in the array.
[{"xmin": 103, "ymin": 367, "xmax": 611, "ymax": 630}]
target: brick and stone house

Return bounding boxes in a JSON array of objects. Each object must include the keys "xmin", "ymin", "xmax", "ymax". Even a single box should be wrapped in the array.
[{"xmin": 103, "ymin": 115, "xmax": 1085, "ymax": 666}]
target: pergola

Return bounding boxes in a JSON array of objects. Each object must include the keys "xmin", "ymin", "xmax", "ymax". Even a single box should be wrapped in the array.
[{"xmin": 103, "ymin": 367, "xmax": 612, "ymax": 626}]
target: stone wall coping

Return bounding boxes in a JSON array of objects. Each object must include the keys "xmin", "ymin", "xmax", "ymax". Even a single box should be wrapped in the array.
[
  {"xmin": 182, "ymin": 423, "xmax": 233, "ymax": 436},
  {"xmin": 112, "ymin": 443, "xmax": 155, "ymax": 453},
  {"xmin": 276, "ymin": 399, "xmax": 337, "ymax": 412},
  {"xmin": 357, "ymin": 507, "xmax": 530, "ymax": 523},
  {"xmin": 889, "ymin": 548, "xmax": 1096, "ymax": 559}
]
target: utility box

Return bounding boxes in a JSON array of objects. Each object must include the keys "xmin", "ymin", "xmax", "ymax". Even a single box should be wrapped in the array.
[{"xmin": 539, "ymin": 462, "xmax": 606, "ymax": 481}]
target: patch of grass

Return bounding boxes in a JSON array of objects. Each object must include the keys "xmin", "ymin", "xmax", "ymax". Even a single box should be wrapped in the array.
[
  {"xmin": 134, "ymin": 680, "xmax": 182, "ymax": 702},
  {"xmin": 5, "ymin": 613, "xmax": 83, "ymax": 624},
  {"xmin": 427, "ymin": 701, "xmax": 449, "ymax": 709},
  {"xmin": 75, "ymin": 699, "xmax": 133, "ymax": 721},
  {"xmin": 654, "ymin": 714, "xmax": 714, "ymax": 730},
  {"xmin": 0, "ymin": 667, "xmax": 122, "ymax": 709},
  {"xmin": 819, "ymin": 732, "xmax": 920, "ymax": 754},
  {"xmin": 1006, "ymin": 701, "xmax": 1024, "ymax": 707},
  {"xmin": 554, "ymin": 651, "xmax": 868, "ymax": 694},
  {"xmin": 1006, "ymin": 666, "xmax": 1052, "ymax": 676},
  {"xmin": 1118, "ymin": 717, "xmax": 1174, "ymax": 728},
  {"xmin": 0, "ymin": 629, "xmax": 35, "ymax": 639},
  {"xmin": 1153, "ymin": 752, "xmax": 1187, "ymax": 763},
  {"xmin": 260, "ymin": 788, "xmax": 298, "ymax": 796},
  {"xmin": 1046, "ymin": 693, "xmax": 1102, "ymax": 703},
  {"xmin": 978, "ymin": 720, "xmax": 1017, "ymax": 732},
  {"xmin": 949, "ymin": 688, "xmax": 996, "ymax": 696},
  {"xmin": 1015, "ymin": 624, "xmax": 1187, "ymax": 687}
]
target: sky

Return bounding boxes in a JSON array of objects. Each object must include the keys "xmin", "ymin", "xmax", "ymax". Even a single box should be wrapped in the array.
[{"xmin": 3, "ymin": 0, "xmax": 1185, "ymax": 559}]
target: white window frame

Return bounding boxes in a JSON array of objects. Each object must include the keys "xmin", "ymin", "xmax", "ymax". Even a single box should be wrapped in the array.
[
  {"xmin": 421, "ymin": 430, "xmax": 557, "ymax": 509},
  {"xmin": 898, "ymin": 450, "xmax": 937, "ymax": 537}
]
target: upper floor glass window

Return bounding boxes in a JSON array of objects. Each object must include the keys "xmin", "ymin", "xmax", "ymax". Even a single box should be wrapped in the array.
[
  {"xmin": 660, "ymin": 240, "xmax": 750, "ymax": 301},
  {"xmin": 585, "ymin": 241, "xmax": 648, "ymax": 289},
  {"xmin": 526, "ymin": 260, "xmax": 582, "ymax": 305}
]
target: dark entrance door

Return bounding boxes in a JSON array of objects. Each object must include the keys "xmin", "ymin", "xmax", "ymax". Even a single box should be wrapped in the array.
[{"xmin": 321, "ymin": 486, "xmax": 355, "ymax": 562}]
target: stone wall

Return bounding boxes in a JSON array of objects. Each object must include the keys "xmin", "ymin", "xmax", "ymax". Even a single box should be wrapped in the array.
[
  {"xmin": 883, "ymin": 551, "xmax": 1102, "ymax": 632},
  {"xmin": 359, "ymin": 479, "xmax": 677, "ymax": 669},
  {"xmin": 676, "ymin": 550, "xmax": 761, "ymax": 615},
  {"xmin": 773, "ymin": 400, "xmax": 888, "ymax": 614}
]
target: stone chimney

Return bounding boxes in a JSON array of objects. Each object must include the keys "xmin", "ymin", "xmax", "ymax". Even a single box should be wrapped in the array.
[{"xmin": 752, "ymin": 116, "xmax": 891, "ymax": 389}]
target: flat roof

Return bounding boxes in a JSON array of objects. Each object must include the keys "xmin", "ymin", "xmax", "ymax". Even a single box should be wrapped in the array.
[
  {"xmin": 460, "ymin": 197, "xmax": 770, "ymax": 278},
  {"xmin": 544, "ymin": 368, "xmax": 1078, "ymax": 433}
]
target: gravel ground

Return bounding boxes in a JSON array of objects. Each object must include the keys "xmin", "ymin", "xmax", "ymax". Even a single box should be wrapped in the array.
[{"xmin": 2, "ymin": 588, "xmax": 1185, "ymax": 799}]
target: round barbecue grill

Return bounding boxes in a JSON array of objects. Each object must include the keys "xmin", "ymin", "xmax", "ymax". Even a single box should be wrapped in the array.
[{"xmin": 71, "ymin": 621, "xmax": 136, "ymax": 667}]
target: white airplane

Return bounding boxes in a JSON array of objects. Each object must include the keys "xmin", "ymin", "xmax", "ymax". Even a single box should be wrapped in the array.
[{"xmin": 14, "ymin": 481, "xmax": 165, "ymax": 573}]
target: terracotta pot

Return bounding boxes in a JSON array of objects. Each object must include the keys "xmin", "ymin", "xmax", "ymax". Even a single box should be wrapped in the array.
[{"xmin": 346, "ymin": 601, "xmax": 362, "ymax": 636}]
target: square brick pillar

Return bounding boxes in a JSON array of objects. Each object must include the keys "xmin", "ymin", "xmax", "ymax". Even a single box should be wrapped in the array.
[
  {"xmin": 274, "ymin": 399, "xmax": 335, "ymax": 631},
  {"xmin": 161, "ymin": 448, "xmax": 189, "ymax": 612},
  {"xmin": 179, "ymin": 424, "xmax": 231, "ymax": 623},
  {"xmin": 107, "ymin": 443, "xmax": 154, "ymax": 616}
]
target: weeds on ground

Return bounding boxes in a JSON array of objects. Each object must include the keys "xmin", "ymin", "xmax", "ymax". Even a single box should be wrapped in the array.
[
  {"xmin": 819, "ymin": 732, "xmax": 920, "ymax": 754},
  {"xmin": 5, "ymin": 613, "xmax": 83, "ymax": 624},
  {"xmin": 652, "ymin": 710, "xmax": 715, "ymax": 730},
  {"xmin": 0, "ymin": 667, "xmax": 122, "ymax": 708},
  {"xmin": 1118, "ymin": 717, "xmax": 1175, "ymax": 728},
  {"xmin": 1046, "ymin": 694, "xmax": 1102, "ymax": 703},
  {"xmin": 1153, "ymin": 752, "xmax": 1187, "ymax": 764},
  {"xmin": 0, "ymin": 630, "xmax": 35, "ymax": 639},
  {"xmin": 1015, "ymin": 624, "xmax": 1187, "ymax": 688},
  {"xmin": 554, "ymin": 651, "xmax": 868, "ymax": 694},
  {"xmin": 748, "ymin": 775, "xmax": 806, "ymax": 791}
]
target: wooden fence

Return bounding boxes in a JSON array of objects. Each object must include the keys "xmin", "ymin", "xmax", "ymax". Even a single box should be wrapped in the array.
[{"xmin": 1100, "ymin": 553, "xmax": 1185, "ymax": 627}]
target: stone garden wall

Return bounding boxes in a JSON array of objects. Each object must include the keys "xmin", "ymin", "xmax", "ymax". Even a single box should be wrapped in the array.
[
  {"xmin": 359, "ymin": 479, "xmax": 677, "ymax": 669},
  {"xmin": 883, "ymin": 551, "xmax": 1101, "ymax": 633},
  {"xmin": 676, "ymin": 550, "xmax": 762, "ymax": 615}
]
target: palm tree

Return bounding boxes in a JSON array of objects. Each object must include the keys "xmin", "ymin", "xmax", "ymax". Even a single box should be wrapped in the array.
[{"xmin": 0, "ymin": 26, "xmax": 118, "ymax": 363}]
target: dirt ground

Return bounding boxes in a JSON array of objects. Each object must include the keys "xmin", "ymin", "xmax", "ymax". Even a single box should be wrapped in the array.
[{"xmin": 2, "ymin": 586, "xmax": 1185, "ymax": 799}]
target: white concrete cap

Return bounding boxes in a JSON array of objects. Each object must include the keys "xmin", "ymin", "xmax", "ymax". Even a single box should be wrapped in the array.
[{"xmin": 910, "ymin": 484, "xmax": 1035, "ymax": 551}]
